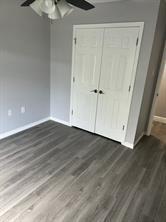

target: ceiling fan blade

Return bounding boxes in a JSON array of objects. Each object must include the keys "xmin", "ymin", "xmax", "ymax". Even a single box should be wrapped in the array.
[
  {"xmin": 21, "ymin": 0, "xmax": 36, "ymax": 6},
  {"xmin": 66, "ymin": 0, "xmax": 95, "ymax": 10}
]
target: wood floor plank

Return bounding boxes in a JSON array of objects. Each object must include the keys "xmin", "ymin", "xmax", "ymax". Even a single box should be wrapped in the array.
[{"xmin": 0, "ymin": 121, "xmax": 165, "ymax": 222}]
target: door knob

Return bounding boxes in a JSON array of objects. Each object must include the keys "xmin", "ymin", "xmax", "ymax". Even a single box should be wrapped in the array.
[
  {"xmin": 90, "ymin": 89, "xmax": 98, "ymax": 93},
  {"xmin": 99, "ymin": 90, "xmax": 104, "ymax": 94}
]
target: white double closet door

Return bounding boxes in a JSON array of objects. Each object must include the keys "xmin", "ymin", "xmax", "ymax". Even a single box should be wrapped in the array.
[{"xmin": 71, "ymin": 25, "xmax": 140, "ymax": 143}]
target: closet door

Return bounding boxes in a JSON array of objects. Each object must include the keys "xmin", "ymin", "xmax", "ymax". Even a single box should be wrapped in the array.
[
  {"xmin": 71, "ymin": 28, "xmax": 104, "ymax": 132},
  {"xmin": 95, "ymin": 27, "xmax": 139, "ymax": 142}
]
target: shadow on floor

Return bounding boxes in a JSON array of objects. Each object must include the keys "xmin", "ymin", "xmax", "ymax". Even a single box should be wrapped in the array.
[{"xmin": 151, "ymin": 121, "xmax": 166, "ymax": 144}]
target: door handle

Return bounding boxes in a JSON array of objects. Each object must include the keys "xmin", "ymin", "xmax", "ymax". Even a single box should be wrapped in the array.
[
  {"xmin": 99, "ymin": 90, "xmax": 104, "ymax": 94},
  {"xmin": 90, "ymin": 89, "xmax": 98, "ymax": 93}
]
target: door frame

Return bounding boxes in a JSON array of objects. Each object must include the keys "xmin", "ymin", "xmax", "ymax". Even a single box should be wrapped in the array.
[
  {"xmin": 146, "ymin": 42, "xmax": 166, "ymax": 136},
  {"xmin": 70, "ymin": 22, "xmax": 144, "ymax": 146}
]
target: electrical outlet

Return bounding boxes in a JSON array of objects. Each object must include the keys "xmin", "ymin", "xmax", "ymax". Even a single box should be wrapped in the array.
[
  {"xmin": 21, "ymin": 106, "xmax": 26, "ymax": 114},
  {"xmin": 8, "ymin": 109, "xmax": 12, "ymax": 117}
]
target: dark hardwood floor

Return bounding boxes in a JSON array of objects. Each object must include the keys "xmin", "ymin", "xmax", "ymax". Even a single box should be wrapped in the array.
[
  {"xmin": 0, "ymin": 121, "xmax": 166, "ymax": 222},
  {"xmin": 151, "ymin": 121, "xmax": 166, "ymax": 144}
]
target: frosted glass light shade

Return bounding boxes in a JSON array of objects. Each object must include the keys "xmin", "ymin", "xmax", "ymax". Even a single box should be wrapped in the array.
[
  {"xmin": 41, "ymin": 0, "xmax": 55, "ymax": 14},
  {"xmin": 48, "ymin": 5, "xmax": 61, "ymax": 20},
  {"xmin": 57, "ymin": 0, "xmax": 73, "ymax": 18},
  {"xmin": 30, "ymin": 0, "xmax": 43, "ymax": 16},
  {"xmin": 30, "ymin": 0, "xmax": 74, "ymax": 20}
]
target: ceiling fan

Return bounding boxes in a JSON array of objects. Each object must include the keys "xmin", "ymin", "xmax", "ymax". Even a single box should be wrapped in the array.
[{"xmin": 21, "ymin": 0, "xmax": 95, "ymax": 20}]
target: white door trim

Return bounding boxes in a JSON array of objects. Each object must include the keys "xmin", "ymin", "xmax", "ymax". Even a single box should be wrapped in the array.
[
  {"xmin": 146, "ymin": 42, "xmax": 166, "ymax": 136},
  {"xmin": 70, "ymin": 22, "xmax": 144, "ymax": 148},
  {"xmin": 72, "ymin": 22, "xmax": 144, "ymax": 29}
]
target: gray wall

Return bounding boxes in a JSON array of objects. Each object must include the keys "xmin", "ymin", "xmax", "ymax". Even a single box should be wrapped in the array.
[
  {"xmin": 51, "ymin": 0, "xmax": 160, "ymax": 144},
  {"xmin": 0, "ymin": 0, "xmax": 50, "ymax": 134},
  {"xmin": 135, "ymin": 0, "xmax": 166, "ymax": 141},
  {"xmin": 155, "ymin": 64, "xmax": 166, "ymax": 118}
]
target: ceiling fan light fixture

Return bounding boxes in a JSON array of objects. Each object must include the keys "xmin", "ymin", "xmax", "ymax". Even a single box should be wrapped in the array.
[
  {"xmin": 57, "ymin": 0, "xmax": 74, "ymax": 18},
  {"xmin": 30, "ymin": 0, "xmax": 43, "ymax": 16},
  {"xmin": 21, "ymin": 0, "xmax": 95, "ymax": 21},
  {"xmin": 48, "ymin": 4, "xmax": 61, "ymax": 20},
  {"xmin": 41, "ymin": 0, "xmax": 55, "ymax": 14}
]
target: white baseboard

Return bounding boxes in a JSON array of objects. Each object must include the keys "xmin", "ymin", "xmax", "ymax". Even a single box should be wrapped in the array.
[
  {"xmin": 0, "ymin": 115, "xmax": 145, "ymax": 149},
  {"xmin": 121, "ymin": 142, "xmax": 134, "ymax": 149},
  {"xmin": 0, "ymin": 116, "xmax": 72, "ymax": 140},
  {"xmin": 0, "ymin": 117, "xmax": 50, "ymax": 140},
  {"xmin": 154, "ymin": 116, "xmax": 166, "ymax": 124},
  {"xmin": 122, "ymin": 132, "xmax": 144, "ymax": 149},
  {"xmin": 50, "ymin": 117, "xmax": 71, "ymax": 127}
]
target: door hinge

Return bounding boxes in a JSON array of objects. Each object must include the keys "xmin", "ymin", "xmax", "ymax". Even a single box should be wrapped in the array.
[
  {"xmin": 122, "ymin": 125, "xmax": 125, "ymax": 131},
  {"xmin": 73, "ymin": 77, "xmax": 75, "ymax": 83},
  {"xmin": 128, "ymin": 85, "xmax": 131, "ymax": 92},
  {"xmin": 74, "ymin": 37, "xmax": 77, "ymax": 45},
  {"xmin": 71, "ymin": 110, "xmax": 74, "ymax": 115},
  {"xmin": 136, "ymin": 38, "xmax": 139, "ymax": 46}
]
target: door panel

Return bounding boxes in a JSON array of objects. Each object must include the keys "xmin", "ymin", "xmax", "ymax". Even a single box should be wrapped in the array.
[
  {"xmin": 95, "ymin": 27, "xmax": 139, "ymax": 142},
  {"xmin": 72, "ymin": 28, "xmax": 104, "ymax": 132}
]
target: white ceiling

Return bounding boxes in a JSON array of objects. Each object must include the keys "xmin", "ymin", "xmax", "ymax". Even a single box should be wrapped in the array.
[
  {"xmin": 91, "ymin": 0, "xmax": 123, "ymax": 2},
  {"xmin": 91, "ymin": 0, "xmax": 154, "ymax": 3}
]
